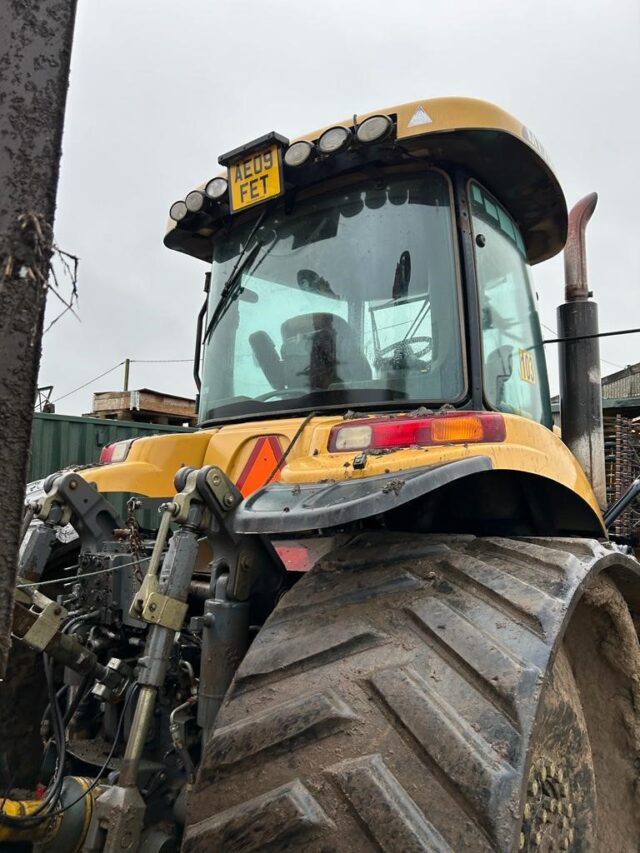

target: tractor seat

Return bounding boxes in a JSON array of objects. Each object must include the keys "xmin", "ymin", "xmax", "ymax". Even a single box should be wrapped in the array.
[{"xmin": 280, "ymin": 312, "xmax": 372, "ymax": 390}]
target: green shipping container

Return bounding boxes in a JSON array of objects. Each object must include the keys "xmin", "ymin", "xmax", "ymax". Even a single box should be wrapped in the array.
[{"xmin": 29, "ymin": 412, "xmax": 195, "ymax": 482}]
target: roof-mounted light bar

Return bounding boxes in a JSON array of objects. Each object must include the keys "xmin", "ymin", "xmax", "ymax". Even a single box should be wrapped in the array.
[
  {"xmin": 356, "ymin": 114, "xmax": 394, "ymax": 144},
  {"xmin": 284, "ymin": 140, "xmax": 314, "ymax": 167},
  {"xmin": 317, "ymin": 125, "xmax": 351, "ymax": 155},
  {"xmin": 169, "ymin": 200, "xmax": 188, "ymax": 222},
  {"xmin": 205, "ymin": 176, "xmax": 228, "ymax": 200},
  {"xmin": 185, "ymin": 190, "xmax": 208, "ymax": 213},
  {"xmin": 169, "ymin": 179, "xmax": 229, "ymax": 225},
  {"xmin": 281, "ymin": 114, "xmax": 395, "ymax": 170},
  {"xmin": 170, "ymin": 114, "xmax": 398, "ymax": 224}
]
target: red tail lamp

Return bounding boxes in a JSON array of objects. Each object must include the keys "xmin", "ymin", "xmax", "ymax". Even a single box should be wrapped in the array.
[{"xmin": 328, "ymin": 412, "xmax": 506, "ymax": 452}]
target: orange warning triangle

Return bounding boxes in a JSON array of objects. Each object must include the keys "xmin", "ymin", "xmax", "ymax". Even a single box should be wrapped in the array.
[{"xmin": 236, "ymin": 436, "xmax": 283, "ymax": 497}]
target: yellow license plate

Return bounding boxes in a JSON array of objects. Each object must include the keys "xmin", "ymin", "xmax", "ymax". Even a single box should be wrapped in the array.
[{"xmin": 228, "ymin": 143, "xmax": 283, "ymax": 213}]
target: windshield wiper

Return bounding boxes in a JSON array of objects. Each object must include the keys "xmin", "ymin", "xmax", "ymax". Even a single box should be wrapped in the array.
[{"xmin": 203, "ymin": 210, "xmax": 266, "ymax": 344}]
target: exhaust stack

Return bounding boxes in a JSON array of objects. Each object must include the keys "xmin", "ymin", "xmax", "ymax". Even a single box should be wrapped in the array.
[{"xmin": 557, "ymin": 192, "xmax": 606, "ymax": 509}]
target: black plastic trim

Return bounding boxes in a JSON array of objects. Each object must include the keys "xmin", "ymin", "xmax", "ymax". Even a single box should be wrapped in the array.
[
  {"xmin": 454, "ymin": 169, "xmax": 484, "ymax": 410},
  {"xmin": 233, "ymin": 456, "xmax": 493, "ymax": 534},
  {"xmin": 218, "ymin": 132, "xmax": 289, "ymax": 166}
]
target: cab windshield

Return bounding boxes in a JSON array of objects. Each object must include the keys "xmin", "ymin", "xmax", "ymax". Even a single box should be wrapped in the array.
[{"xmin": 199, "ymin": 169, "xmax": 465, "ymax": 422}]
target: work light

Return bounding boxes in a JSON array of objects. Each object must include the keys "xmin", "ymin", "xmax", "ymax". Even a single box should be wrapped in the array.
[
  {"xmin": 169, "ymin": 201, "xmax": 188, "ymax": 222},
  {"xmin": 356, "ymin": 114, "xmax": 393, "ymax": 144},
  {"xmin": 284, "ymin": 140, "xmax": 314, "ymax": 167},
  {"xmin": 318, "ymin": 126, "xmax": 351, "ymax": 154},
  {"xmin": 205, "ymin": 177, "xmax": 228, "ymax": 200},
  {"xmin": 185, "ymin": 191, "xmax": 207, "ymax": 213}
]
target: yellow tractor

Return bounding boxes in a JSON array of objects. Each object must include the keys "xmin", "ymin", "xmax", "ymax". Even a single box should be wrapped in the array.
[{"xmin": 3, "ymin": 97, "xmax": 640, "ymax": 852}]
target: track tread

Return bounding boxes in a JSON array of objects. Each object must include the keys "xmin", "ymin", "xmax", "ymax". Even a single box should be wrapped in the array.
[
  {"xmin": 435, "ymin": 551, "xmax": 556, "ymax": 638},
  {"xmin": 369, "ymin": 663, "xmax": 513, "ymax": 841},
  {"xmin": 330, "ymin": 752, "xmax": 454, "ymax": 852},
  {"xmin": 235, "ymin": 619, "xmax": 388, "ymax": 693},
  {"xmin": 271, "ymin": 563, "xmax": 424, "ymax": 619},
  {"xmin": 201, "ymin": 688, "xmax": 358, "ymax": 782},
  {"xmin": 519, "ymin": 536, "xmax": 604, "ymax": 559},
  {"xmin": 182, "ymin": 778, "xmax": 334, "ymax": 852},
  {"xmin": 466, "ymin": 538, "xmax": 572, "ymax": 574},
  {"xmin": 460, "ymin": 539, "xmax": 578, "ymax": 598},
  {"xmin": 406, "ymin": 596, "xmax": 536, "ymax": 726},
  {"xmin": 185, "ymin": 534, "xmax": 626, "ymax": 852}
]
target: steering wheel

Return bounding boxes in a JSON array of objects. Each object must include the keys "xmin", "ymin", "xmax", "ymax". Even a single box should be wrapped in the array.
[
  {"xmin": 378, "ymin": 336, "xmax": 433, "ymax": 359},
  {"xmin": 256, "ymin": 388, "xmax": 307, "ymax": 402}
]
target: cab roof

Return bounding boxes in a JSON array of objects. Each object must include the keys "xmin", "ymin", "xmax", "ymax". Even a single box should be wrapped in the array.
[{"xmin": 165, "ymin": 96, "xmax": 567, "ymax": 266}]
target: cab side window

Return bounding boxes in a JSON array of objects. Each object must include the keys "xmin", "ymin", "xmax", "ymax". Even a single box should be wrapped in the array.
[{"xmin": 470, "ymin": 182, "xmax": 551, "ymax": 426}]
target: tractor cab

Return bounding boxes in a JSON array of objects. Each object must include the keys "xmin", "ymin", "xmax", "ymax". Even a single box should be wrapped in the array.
[{"xmin": 166, "ymin": 98, "xmax": 563, "ymax": 432}]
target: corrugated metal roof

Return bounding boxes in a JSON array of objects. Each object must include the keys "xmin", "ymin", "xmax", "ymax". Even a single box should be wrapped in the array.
[{"xmin": 603, "ymin": 374, "xmax": 640, "ymax": 399}]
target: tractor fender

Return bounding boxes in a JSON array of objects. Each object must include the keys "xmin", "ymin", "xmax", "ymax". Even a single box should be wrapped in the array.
[{"xmin": 234, "ymin": 457, "xmax": 492, "ymax": 534}]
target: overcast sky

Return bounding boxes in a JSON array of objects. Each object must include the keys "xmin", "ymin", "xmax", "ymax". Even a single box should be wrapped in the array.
[{"xmin": 41, "ymin": 0, "xmax": 640, "ymax": 415}]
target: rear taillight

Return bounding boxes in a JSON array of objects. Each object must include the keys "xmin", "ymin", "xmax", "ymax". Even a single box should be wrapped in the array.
[
  {"xmin": 99, "ymin": 438, "xmax": 136, "ymax": 464},
  {"xmin": 328, "ymin": 412, "xmax": 505, "ymax": 452}
]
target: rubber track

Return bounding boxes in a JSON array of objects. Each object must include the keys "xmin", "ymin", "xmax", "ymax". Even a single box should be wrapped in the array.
[{"xmin": 182, "ymin": 533, "xmax": 628, "ymax": 852}]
